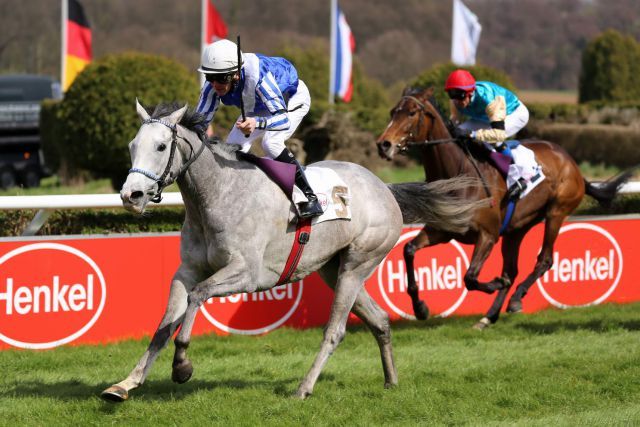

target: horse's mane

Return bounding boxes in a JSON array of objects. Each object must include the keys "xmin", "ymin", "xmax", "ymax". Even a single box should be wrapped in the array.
[
  {"xmin": 404, "ymin": 87, "xmax": 456, "ymax": 135},
  {"xmin": 146, "ymin": 102, "xmax": 241, "ymax": 157}
]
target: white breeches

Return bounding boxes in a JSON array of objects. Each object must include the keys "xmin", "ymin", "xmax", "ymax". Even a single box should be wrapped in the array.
[{"xmin": 226, "ymin": 80, "xmax": 311, "ymax": 158}]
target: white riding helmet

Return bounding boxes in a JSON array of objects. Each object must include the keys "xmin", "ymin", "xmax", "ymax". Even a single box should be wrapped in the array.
[{"xmin": 197, "ymin": 39, "xmax": 244, "ymax": 74}]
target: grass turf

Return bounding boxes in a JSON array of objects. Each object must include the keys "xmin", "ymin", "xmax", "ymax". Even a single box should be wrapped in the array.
[{"xmin": 1, "ymin": 302, "xmax": 640, "ymax": 425}]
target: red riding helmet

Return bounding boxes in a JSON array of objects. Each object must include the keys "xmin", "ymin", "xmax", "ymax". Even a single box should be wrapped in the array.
[{"xmin": 444, "ymin": 69, "xmax": 476, "ymax": 92}]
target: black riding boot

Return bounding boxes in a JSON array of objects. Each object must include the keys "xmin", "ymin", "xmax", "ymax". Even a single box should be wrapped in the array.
[
  {"xmin": 507, "ymin": 177, "xmax": 527, "ymax": 200},
  {"xmin": 274, "ymin": 148, "xmax": 324, "ymax": 218}
]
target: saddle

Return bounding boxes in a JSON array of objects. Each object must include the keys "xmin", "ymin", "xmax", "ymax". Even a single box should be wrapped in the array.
[
  {"xmin": 237, "ymin": 151, "xmax": 351, "ymax": 224},
  {"xmin": 468, "ymin": 139, "xmax": 545, "ymax": 200}
]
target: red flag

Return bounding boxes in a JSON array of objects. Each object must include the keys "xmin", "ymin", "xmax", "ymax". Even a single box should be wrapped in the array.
[
  {"xmin": 63, "ymin": 0, "xmax": 92, "ymax": 91},
  {"xmin": 203, "ymin": 0, "xmax": 228, "ymax": 45}
]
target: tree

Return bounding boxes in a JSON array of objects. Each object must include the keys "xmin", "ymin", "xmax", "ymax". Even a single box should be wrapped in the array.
[
  {"xmin": 579, "ymin": 29, "xmax": 640, "ymax": 103},
  {"xmin": 57, "ymin": 52, "xmax": 199, "ymax": 189}
]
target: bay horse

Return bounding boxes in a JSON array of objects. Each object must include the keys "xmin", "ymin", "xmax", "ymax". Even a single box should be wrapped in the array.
[
  {"xmin": 376, "ymin": 87, "xmax": 632, "ymax": 329},
  {"xmin": 101, "ymin": 100, "xmax": 484, "ymax": 401}
]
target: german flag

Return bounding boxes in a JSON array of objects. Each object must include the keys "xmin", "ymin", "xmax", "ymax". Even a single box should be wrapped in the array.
[{"xmin": 63, "ymin": 0, "xmax": 92, "ymax": 92}]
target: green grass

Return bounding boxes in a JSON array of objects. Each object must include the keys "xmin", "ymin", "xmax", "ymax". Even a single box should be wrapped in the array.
[{"xmin": 2, "ymin": 303, "xmax": 640, "ymax": 425}]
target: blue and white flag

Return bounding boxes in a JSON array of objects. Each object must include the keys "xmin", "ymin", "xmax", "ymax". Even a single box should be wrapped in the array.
[
  {"xmin": 330, "ymin": 0, "xmax": 355, "ymax": 103},
  {"xmin": 451, "ymin": 0, "xmax": 482, "ymax": 66}
]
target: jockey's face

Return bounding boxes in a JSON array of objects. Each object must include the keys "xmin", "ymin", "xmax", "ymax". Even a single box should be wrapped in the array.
[
  {"xmin": 206, "ymin": 72, "xmax": 239, "ymax": 97},
  {"xmin": 448, "ymin": 89, "xmax": 473, "ymax": 109}
]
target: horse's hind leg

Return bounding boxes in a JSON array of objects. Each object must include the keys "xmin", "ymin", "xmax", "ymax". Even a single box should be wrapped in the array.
[
  {"xmin": 318, "ymin": 259, "xmax": 397, "ymax": 388},
  {"xmin": 297, "ymin": 253, "xmax": 385, "ymax": 399},
  {"xmin": 404, "ymin": 228, "xmax": 449, "ymax": 320},
  {"xmin": 351, "ymin": 288, "xmax": 398, "ymax": 387},
  {"xmin": 101, "ymin": 274, "xmax": 193, "ymax": 402},
  {"xmin": 507, "ymin": 214, "xmax": 566, "ymax": 313}
]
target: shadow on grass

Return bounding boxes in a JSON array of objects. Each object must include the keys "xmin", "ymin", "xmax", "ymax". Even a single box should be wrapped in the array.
[
  {"xmin": 1, "ymin": 376, "xmax": 301, "ymax": 404},
  {"xmin": 516, "ymin": 319, "xmax": 640, "ymax": 334}
]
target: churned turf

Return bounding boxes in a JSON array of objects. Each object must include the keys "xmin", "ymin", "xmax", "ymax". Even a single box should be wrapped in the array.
[{"xmin": 1, "ymin": 303, "xmax": 640, "ymax": 426}]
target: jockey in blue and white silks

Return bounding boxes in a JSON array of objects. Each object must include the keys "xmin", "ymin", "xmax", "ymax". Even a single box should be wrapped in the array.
[
  {"xmin": 196, "ymin": 39, "xmax": 322, "ymax": 218},
  {"xmin": 445, "ymin": 69, "xmax": 531, "ymax": 199}
]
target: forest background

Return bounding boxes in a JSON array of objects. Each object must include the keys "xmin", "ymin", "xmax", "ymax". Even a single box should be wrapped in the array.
[{"xmin": 1, "ymin": 0, "xmax": 639, "ymax": 92}]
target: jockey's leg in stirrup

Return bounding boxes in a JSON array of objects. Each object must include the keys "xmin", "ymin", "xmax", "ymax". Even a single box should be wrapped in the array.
[{"xmin": 455, "ymin": 104, "xmax": 530, "ymax": 200}]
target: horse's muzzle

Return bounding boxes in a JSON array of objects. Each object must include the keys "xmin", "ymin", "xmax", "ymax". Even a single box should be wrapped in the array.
[{"xmin": 376, "ymin": 140, "xmax": 395, "ymax": 161}]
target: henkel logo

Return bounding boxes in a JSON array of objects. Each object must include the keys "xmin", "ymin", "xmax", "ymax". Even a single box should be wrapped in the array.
[
  {"xmin": 0, "ymin": 243, "xmax": 106, "ymax": 349},
  {"xmin": 537, "ymin": 223, "xmax": 622, "ymax": 308},
  {"xmin": 200, "ymin": 281, "xmax": 303, "ymax": 335},
  {"xmin": 376, "ymin": 230, "xmax": 469, "ymax": 319}
]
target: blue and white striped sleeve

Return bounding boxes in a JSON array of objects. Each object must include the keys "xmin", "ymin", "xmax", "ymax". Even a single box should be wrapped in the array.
[
  {"xmin": 255, "ymin": 72, "xmax": 290, "ymax": 131},
  {"xmin": 195, "ymin": 84, "xmax": 220, "ymax": 129}
]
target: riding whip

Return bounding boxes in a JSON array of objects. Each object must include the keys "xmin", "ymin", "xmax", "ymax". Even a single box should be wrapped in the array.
[{"xmin": 237, "ymin": 35, "xmax": 249, "ymax": 138}]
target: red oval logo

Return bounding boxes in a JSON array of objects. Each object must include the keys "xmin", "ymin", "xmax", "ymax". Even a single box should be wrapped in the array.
[
  {"xmin": 374, "ymin": 230, "xmax": 469, "ymax": 319},
  {"xmin": 536, "ymin": 223, "xmax": 622, "ymax": 308},
  {"xmin": 200, "ymin": 281, "xmax": 303, "ymax": 335},
  {"xmin": 0, "ymin": 243, "xmax": 106, "ymax": 349}
]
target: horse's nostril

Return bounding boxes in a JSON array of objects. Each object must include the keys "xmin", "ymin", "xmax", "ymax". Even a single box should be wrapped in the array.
[
  {"xmin": 131, "ymin": 191, "xmax": 144, "ymax": 200},
  {"xmin": 382, "ymin": 141, "xmax": 391, "ymax": 149}
]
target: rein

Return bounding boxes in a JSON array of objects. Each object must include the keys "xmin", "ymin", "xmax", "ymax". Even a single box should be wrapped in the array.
[
  {"xmin": 129, "ymin": 118, "xmax": 207, "ymax": 203},
  {"xmin": 394, "ymin": 95, "xmax": 492, "ymax": 199}
]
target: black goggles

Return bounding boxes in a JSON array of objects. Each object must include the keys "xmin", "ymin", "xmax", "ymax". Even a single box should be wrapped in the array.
[
  {"xmin": 205, "ymin": 73, "xmax": 235, "ymax": 84},
  {"xmin": 447, "ymin": 89, "xmax": 468, "ymax": 101}
]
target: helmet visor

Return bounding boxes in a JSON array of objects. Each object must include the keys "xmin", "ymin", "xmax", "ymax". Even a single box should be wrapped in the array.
[
  {"xmin": 205, "ymin": 72, "xmax": 235, "ymax": 84},
  {"xmin": 447, "ymin": 89, "xmax": 468, "ymax": 101}
]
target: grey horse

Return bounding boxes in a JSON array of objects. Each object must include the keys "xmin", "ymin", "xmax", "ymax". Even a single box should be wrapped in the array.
[{"xmin": 101, "ymin": 100, "xmax": 485, "ymax": 401}]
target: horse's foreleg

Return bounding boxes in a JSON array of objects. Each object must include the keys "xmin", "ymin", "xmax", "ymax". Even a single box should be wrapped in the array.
[
  {"xmin": 171, "ymin": 265, "xmax": 254, "ymax": 384},
  {"xmin": 475, "ymin": 230, "xmax": 526, "ymax": 329},
  {"xmin": 404, "ymin": 229, "xmax": 448, "ymax": 320},
  {"xmin": 507, "ymin": 215, "xmax": 565, "ymax": 313},
  {"xmin": 101, "ymin": 274, "xmax": 193, "ymax": 402},
  {"xmin": 464, "ymin": 231, "xmax": 497, "ymax": 294}
]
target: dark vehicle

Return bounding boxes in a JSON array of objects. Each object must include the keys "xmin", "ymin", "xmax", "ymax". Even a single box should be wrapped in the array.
[{"xmin": 0, "ymin": 74, "xmax": 62, "ymax": 189}]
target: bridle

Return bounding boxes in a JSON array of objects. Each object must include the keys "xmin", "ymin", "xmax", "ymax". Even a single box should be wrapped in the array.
[
  {"xmin": 128, "ymin": 118, "xmax": 206, "ymax": 203},
  {"xmin": 390, "ymin": 96, "xmax": 493, "ymax": 198},
  {"xmin": 392, "ymin": 96, "xmax": 457, "ymax": 154}
]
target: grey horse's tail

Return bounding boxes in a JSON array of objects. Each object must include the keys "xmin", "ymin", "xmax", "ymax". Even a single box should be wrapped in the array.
[{"xmin": 387, "ymin": 177, "xmax": 489, "ymax": 234}]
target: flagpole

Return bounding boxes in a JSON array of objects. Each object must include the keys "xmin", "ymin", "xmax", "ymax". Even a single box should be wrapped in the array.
[
  {"xmin": 200, "ymin": 0, "xmax": 206, "ymax": 87},
  {"xmin": 328, "ymin": 0, "xmax": 336, "ymax": 105},
  {"xmin": 61, "ymin": 0, "xmax": 67, "ymax": 91}
]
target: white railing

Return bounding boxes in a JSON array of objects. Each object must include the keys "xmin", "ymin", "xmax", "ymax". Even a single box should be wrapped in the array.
[{"xmin": 2, "ymin": 182, "xmax": 639, "ymax": 236}]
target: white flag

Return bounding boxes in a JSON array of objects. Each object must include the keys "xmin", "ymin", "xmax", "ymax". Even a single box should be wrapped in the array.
[{"xmin": 451, "ymin": 0, "xmax": 482, "ymax": 66}]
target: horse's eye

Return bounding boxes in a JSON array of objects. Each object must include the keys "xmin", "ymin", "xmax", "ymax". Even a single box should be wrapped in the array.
[
  {"xmin": 158, "ymin": 143, "xmax": 167, "ymax": 152},
  {"xmin": 409, "ymin": 111, "xmax": 417, "ymax": 117}
]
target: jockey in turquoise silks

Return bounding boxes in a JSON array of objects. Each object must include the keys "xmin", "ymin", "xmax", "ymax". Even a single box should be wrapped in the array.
[
  {"xmin": 196, "ymin": 39, "xmax": 322, "ymax": 219},
  {"xmin": 445, "ymin": 69, "xmax": 530, "ymax": 199}
]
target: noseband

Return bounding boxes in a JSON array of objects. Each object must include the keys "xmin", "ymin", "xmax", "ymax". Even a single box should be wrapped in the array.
[
  {"xmin": 129, "ymin": 118, "xmax": 206, "ymax": 203},
  {"xmin": 393, "ymin": 96, "xmax": 456, "ymax": 153}
]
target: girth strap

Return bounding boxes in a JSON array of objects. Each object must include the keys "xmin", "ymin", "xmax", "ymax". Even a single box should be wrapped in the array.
[{"xmin": 276, "ymin": 218, "xmax": 312, "ymax": 286}]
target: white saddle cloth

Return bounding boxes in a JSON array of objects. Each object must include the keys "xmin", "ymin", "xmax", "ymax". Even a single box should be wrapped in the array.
[
  {"xmin": 506, "ymin": 144, "xmax": 545, "ymax": 199},
  {"xmin": 291, "ymin": 166, "xmax": 352, "ymax": 224}
]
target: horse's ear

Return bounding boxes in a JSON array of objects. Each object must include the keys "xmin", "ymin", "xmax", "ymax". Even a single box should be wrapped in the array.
[
  {"xmin": 424, "ymin": 87, "xmax": 435, "ymax": 97},
  {"xmin": 167, "ymin": 103, "xmax": 188, "ymax": 125},
  {"xmin": 136, "ymin": 98, "xmax": 150, "ymax": 121},
  {"xmin": 402, "ymin": 86, "xmax": 413, "ymax": 96}
]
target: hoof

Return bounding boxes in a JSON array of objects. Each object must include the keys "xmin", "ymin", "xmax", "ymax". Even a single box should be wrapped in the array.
[
  {"xmin": 384, "ymin": 381, "xmax": 398, "ymax": 389},
  {"xmin": 172, "ymin": 359, "xmax": 193, "ymax": 384},
  {"xmin": 413, "ymin": 300, "xmax": 429, "ymax": 320},
  {"xmin": 100, "ymin": 385, "xmax": 128, "ymax": 403},
  {"xmin": 507, "ymin": 300, "xmax": 522, "ymax": 313},
  {"xmin": 472, "ymin": 317, "xmax": 491, "ymax": 330},
  {"xmin": 294, "ymin": 388, "xmax": 311, "ymax": 400}
]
